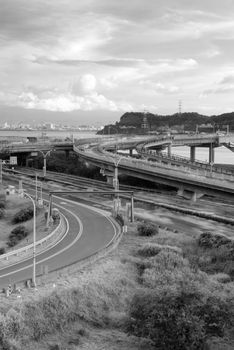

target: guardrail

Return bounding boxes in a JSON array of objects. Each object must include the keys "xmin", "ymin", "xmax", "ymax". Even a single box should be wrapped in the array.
[
  {"xmin": 141, "ymin": 149, "xmax": 234, "ymax": 175},
  {"xmin": 36, "ymin": 215, "xmax": 122, "ymax": 285},
  {"xmin": 0, "ymin": 213, "xmax": 67, "ymax": 263}
]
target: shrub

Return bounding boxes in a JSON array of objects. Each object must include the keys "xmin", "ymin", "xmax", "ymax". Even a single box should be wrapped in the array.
[
  {"xmin": 137, "ymin": 243, "xmax": 162, "ymax": 257},
  {"xmin": 0, "ymin": 191, "xmax": 6, "ymax": 208},
  {"xmin": 0, "ymin": 208, "xmax": 5, "ymax": 219},
  {"xmin": 7, "ymin": 226, "xmax": 29, "ymax": 247},
  {"xmin": 198, "ymin": 232, "xmax": 233, "ymax": 249},
  {"xmin": 0, "ymin": 247, "xmax": 6, "ymax": 255},
  {"xmin": 12, "ymin": 207, "xmax": 33, "ymax": 224},
  {"xmin": 127, "ymin": 289, "xmax": 232, "ymax": 350},
  {"xmin": 116, "ymin": 213, "xmax": 124, "ymax": 226},
  {"xmin": 137, "ymin": 222, "xmax": 158, "ymax": 236}
]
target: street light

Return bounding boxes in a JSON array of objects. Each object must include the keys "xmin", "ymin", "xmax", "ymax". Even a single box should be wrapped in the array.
[
  {"xmin": 113, "ymin": 156, "xmax": 123, "ymax": 193},
  {"xmin": 107, "ymin": 155, "xmax": 124, "ymax": 216},
  {"xmin": 23, "ymin": 191, "xmax": 36, "ymax": 287},
  {"xmin": 38, "ymin": 150, "xmax": 52, "ymax": 178},
  {"xmin": 31, "ymin": 172, "xmax": 43, "ymax": 205}
]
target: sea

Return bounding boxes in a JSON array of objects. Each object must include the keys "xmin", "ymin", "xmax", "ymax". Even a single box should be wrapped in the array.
[
  {"xmin": 0, "ymin": 129, "xmax": 99, "ymax": 140},
  {"xmin": 172, "ymin": 146, "xmax": 234, "ymax": 166},
  {"xmin": 0, "ymin": 130, "xmax": 233, "ymax": 166}
]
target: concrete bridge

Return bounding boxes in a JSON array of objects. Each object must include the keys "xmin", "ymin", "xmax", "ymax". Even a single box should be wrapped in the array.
[
  {"xmin": 73, "ymin": 133, "xmax": 234, "ymax": 201},
  {"xmin": 1, "ymin": 133, "xmax": 234, "ymax": 200}
]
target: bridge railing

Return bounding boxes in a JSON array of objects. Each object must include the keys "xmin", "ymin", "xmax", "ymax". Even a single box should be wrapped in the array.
[
  {"xmin": 142, "ymin": 149, "xmax": 234, "ymax": 175},
  {"xmin": 0, "ymin": 212, "xmax": 67, "ymax": 264}
]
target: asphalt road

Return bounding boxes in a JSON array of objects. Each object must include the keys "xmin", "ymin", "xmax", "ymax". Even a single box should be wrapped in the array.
[{"xmin": 0, "ymin": 196, "xmax": 118, "ymax": 289}]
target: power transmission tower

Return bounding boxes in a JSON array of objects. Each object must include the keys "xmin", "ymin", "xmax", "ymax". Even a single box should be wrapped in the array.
[{"xmin": 178, "ymin": 100, "xmax": 182, "ymax": 115}]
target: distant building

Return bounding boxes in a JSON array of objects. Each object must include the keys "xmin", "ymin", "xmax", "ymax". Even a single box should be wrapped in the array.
[{"xmin": 141, "ymin": 116, "xmax": 149, "ymax": 130}]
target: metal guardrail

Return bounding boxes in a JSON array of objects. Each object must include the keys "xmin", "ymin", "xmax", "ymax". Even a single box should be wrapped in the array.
[
  {"xmin": 0, "ymin": 213, "xmax": 67, "ymax": 263},
  {"xmin": 143, "ymin": 149, "xmax": 234, "ymax": 175}
]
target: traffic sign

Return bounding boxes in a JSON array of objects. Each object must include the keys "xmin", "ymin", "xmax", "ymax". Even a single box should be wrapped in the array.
[{"xmin": 10, "ymin": 156, "xmax": 17, "ymax": 165}]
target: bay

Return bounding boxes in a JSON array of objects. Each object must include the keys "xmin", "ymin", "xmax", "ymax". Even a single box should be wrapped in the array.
[{"xmin": 172, "ymin": 145, "xmax": 234, "ymax": 165}]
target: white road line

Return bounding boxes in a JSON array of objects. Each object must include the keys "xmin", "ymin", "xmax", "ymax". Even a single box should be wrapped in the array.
[{"xmin": 0, "ymin": 204, "xmax": 83, "ymax": 279}]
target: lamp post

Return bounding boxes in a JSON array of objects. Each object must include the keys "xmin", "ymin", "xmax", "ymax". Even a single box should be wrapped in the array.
[
  {"xmin": 110, "ymin": 156, "xmax": 123, "ymax": 193},
  {"xmin": 23, "ymin": 192, "xmax": 36, "ymax": 287},
  {"xmin": 107, "ymin": 155, "xmax": 124, "ymax": 216},
  {"xmin": 32, "ymin": 172, "xmax": 43, "ymax": 204},
  {"xmin": 38, "ymin": 150, "xmax": 52, "ymax": 178}
]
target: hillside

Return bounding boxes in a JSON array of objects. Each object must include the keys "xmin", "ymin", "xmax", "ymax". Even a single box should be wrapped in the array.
[{"xmin": 98, "ymin": 111, "xmax": 234, "ymax": 134}]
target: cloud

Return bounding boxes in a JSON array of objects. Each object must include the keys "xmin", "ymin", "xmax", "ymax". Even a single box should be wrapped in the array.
[
  {"xmin": 202, "ymin": 73, "xmax": 234, "ymax": 95},
  {"xmin": 139, "ymin": 80, "xmax": 179, "ymax": 94},
  {"xmin": 220, "ymin": 75, "xmax": 234, "ymax": 85},
  {"xmin": 72, "ymin": 74, "xmax": 97, "ymax": 95}
]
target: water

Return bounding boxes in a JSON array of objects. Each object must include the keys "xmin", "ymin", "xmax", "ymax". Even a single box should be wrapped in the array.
[
  {"xmin": 172, "ymin": 145, "xmax": 234, "ymax": 165},
  {"xmin": 0, "ymin": 130, "xmax": 98, "ymax": 140}
]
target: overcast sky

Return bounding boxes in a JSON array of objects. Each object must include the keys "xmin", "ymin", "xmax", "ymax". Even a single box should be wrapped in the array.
[{"xmin": 1, "ymin": 0, "xmax": 234, "ymax": 124}]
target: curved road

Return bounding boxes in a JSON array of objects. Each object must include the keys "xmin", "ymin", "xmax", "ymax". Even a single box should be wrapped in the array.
[{"xmin": 0, "ymin": 196, "xmax": 119, "ymax": 289}]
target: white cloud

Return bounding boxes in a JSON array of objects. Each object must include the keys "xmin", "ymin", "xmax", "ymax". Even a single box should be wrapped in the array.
[
  {"xmin": 72, "ymin": 74, "xmax": 97, "ymax": 95},
  {"xmin": 139, "ymin": 80, "xmax": 179, "ymax": 94}
]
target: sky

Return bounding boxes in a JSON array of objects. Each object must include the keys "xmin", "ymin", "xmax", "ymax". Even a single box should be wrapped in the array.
[{"xmin": 1, "ymin": 0, "xmax": 234, "ymax": 125}]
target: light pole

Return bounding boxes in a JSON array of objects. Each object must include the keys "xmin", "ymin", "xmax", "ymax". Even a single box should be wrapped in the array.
[
  {"xmin": 38, "ymin": 150, "xmax": 52, "ymax": 178},
  {"xmin": 0, "ymin": 160, "xmax": 2, "ymax": 184},
  {"xmin": 108, "ymin": 155, "xmax": 124, "ymax": 216},
  {"xmin": 32, "ymin": 172, "xmax": 43, "ymax": 204},
  {"xmin": 110, "ymin": 156, "xmax": 123, "ymax": 193},
  {"xmin": 23, "ymin": 191, "xmax": 36, "ymax": 287}
]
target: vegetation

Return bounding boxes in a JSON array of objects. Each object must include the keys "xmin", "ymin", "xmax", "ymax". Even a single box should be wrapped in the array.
[
  {"xmin": 0, "ymin": 209, "xmax": 5, "ymax": 219},
  {"xmin": 7, "ymin": 225, "xmax": 29, "ymax": 247},
  {"xmin": 137, "ymin": 222, "xmax": 159, "ymax": 236},
  {"xmin": 32, "ymin": 151, "xmax": 104, "ymax": 180},
  {"xmin": 0, "ymin": 221, "xmax": 234, "ymax": 349},
  {"xmin": 12, "ymin": 207, "xmax": 33, "ymax": 224},
  {"xmin": 98, "ymin": 111, "xmax": 234, "ymax": 134},
  {"xmin": 0, "ymin": 247, "xmax": 6, "ymax": 255},
  {"xmin": 185, "ymin": 232, "xmax": 234, "ymax": 280}
]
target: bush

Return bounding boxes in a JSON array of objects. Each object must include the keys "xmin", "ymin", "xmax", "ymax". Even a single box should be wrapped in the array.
[
  {"xmin": 127, "ymin": 289, "xmax": 232, "ymax": 350},
  {"xmin": 0, "ymin": 208, "xmax": 5, "ymax": 219},
  {"xmin": 137, "ymin": 222, "xmax": 159, "ymax": 236},
  {"xmin": 12, "ymin": 207, "xmax": 33, "ymax": 224},
  {"xmin": 198, "ymin": 232, "xmax": 233, "ymax": 249},
  {"xmin": 116, "ymin": 213, "xmax": 124, "ymax": 226},
  {"xmin": 7, "ymin": 226, "xmax": 29, "ymax": 247},
  {"xmin": 137, "ymin": 243, "xmax": 162, "ymax": 257},
  {"xmin": 0, "ymin": 192, "xmax": 6, "ymax": 208},
  {"xmin": 0, "ymin": 247, "xmax": 6, "ymax": 255}
]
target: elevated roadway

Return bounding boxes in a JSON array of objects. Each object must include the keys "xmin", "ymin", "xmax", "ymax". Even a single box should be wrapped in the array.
[{"xmin": 74, "ymin": 138, "xmax": 234, "ymax": 200}]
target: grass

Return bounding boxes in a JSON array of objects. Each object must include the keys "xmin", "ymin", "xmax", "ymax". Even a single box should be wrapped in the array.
[{"xmin": 0, "ymin": 221, "xmax": 233, "ymax": 349}]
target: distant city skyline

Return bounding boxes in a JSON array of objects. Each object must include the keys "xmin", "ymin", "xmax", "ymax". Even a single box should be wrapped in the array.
[{"xmin": 1, "ymin": 0, "xmax": 234, "ymax": 124}]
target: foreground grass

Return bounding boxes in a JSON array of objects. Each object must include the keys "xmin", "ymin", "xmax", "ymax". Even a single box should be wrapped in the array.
[{"xmin": 0, "ymin": 221, "xmax": 234, "ymax": 349}]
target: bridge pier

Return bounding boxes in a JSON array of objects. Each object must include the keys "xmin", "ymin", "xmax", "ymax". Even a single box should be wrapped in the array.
[
  {"xmin": 129, "ymin": 149, "xmax": 133, "ymax": 157},
  {"xmin": 106, "ymin": 175, "xmax": 114, "ymax": 186},
  {"xmin": 208, "ymin": 144, "xmax": 215, "ymax": 164},
  {"xmin": 167, "ymin": 143, "xmax": 172, "ymax": 157},
  {"xmin": 177, "ymin": 186, "xmax": 184, "ymax": 197},
  {"xmin": 190, "ymin": 146, "xmax": 196, "ymax": 162}
]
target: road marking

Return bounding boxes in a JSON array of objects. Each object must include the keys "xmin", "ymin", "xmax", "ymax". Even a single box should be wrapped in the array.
[
  {"xmin": 0, "ymin": 204, "xmax": 83, "ymax": 279},
  {"xmin": 0, "ymin": 198, "xmax": 119, "ymax": 281}
]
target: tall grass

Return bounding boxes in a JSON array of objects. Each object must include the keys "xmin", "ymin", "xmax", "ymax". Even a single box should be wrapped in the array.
[{"xmin": 0, "ymin": 258, "xmax": 137, "ymax": 348}]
